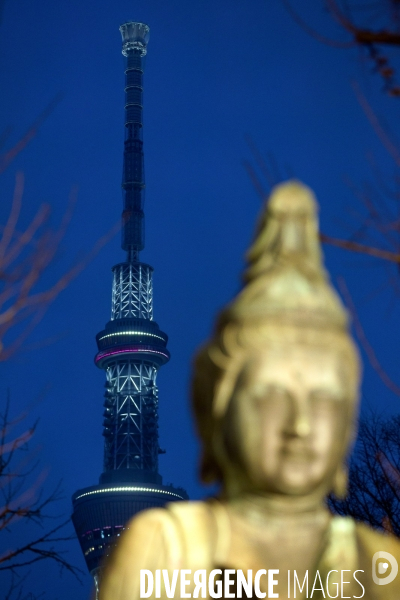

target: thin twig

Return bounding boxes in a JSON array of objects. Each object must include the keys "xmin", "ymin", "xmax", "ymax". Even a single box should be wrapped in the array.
[
  {"xmin": 321, "ymin": 232, "xmax": 400, "ymax": 263},
  {"xmin": 338, "ymin": 277, "xmax": 400, "ymax": 396},
  {"xmin": 282, "ymin": 0, "xmax": 355, "ymax": 47}
]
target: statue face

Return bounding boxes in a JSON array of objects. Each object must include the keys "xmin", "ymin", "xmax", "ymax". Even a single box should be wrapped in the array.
[{"xmin": 222, "ymin": 342, "xmax": 354, "ymax": 497}]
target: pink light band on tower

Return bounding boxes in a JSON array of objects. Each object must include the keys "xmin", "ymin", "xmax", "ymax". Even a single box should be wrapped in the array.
[{"xmin": 95, "ymin": 346, "xmax": 169, "ymax": 363}]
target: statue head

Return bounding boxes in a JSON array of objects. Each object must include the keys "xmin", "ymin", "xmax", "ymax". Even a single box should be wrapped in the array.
[{"xmin": 192, "ymin": 181, "xmax": 361, "ymax": 504}]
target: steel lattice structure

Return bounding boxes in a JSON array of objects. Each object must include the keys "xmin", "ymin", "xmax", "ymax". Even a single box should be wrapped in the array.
[
  {"xmin": 71, "ymin": 22, "xmax": 187, "ymax": 594},
  {"xmin": 111, "ymin": 262, "xmax": 153, "ymax": 320},
  {"xmin": 103, "ymin": 361, "xmax": 159, "ymax": 472}
]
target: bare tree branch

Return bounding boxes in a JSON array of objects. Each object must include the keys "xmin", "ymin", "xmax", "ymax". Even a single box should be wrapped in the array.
[
  {"xmin": 281, "ymin": 0, "xmax": 355, "ymax": 47},
  {"xmin": 338, "ymin": 277, "xmax": 400, "ymax": 396},
  {"xmin": 0, "ymin": 95, "xmax": 64, "ymax": 175},
  {"xmin": 0, "ymin": 398, "xmax": 84, "ymax": 596},
  {"xmin": 331, "ymin": 413, "xmax": 400, "ymax": 537},
  {"xmin": 321, "ymin": 232, "xmax": 400, "ymax": 263}
]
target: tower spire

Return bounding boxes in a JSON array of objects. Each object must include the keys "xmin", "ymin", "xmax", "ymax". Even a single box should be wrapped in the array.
[
  {"xmin": 120, "ymin": 22, "xmax": 149, "ymax": 262},
  {"xmin": 71, "ymin": 23, "xmax": 187, "ymax": 595}
]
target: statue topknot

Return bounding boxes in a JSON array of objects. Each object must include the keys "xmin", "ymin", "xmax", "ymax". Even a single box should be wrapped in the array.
[{"xmin": 220, "ymin": 181, "xmax": 348, "ymax": 331}]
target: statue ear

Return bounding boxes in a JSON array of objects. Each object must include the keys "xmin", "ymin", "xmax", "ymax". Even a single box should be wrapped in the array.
[
  {"xmin": 330, "ymin": 396, "xmax": 358, "ymax": 500},
  {"xmin": 200, "ymin": 450, "xmax": 221, "ymax": 484},
  {"xmin": 332, "ymin": 463, "xmax": 348, "ymax": 499}
]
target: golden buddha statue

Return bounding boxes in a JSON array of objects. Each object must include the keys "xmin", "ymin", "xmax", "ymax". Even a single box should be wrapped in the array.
[{"xmin": 100, "ymin": 182, "xmax": 400, "ymax": 600}]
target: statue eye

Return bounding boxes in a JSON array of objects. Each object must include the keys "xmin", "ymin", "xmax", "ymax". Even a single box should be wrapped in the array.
[
  {"xmin": 249, "ymin": 384, "xmax": 290, "ymax": 405},
  {"xmin": 310, "ymin": 390, "xmax": 344, "ymax": 403},
  {"xmin": 264, "ymin": 385, "xmax": 291, "ymax": 402},
  {"xmin": 270, "ymin": 385, "xmax": 289, "ymax": 397}
]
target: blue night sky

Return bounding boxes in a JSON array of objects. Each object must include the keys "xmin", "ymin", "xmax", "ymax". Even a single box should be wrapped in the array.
[{"xmin": 1, "ymin": 0, "xmax": 400, "ymax": 598}]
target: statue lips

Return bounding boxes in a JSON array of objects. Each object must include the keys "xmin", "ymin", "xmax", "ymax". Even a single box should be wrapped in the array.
[{"xmin": 279, "ymin": 443, "xmax": 316, "ymax": 462}]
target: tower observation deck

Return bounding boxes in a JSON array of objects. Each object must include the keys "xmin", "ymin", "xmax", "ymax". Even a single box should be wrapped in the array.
[{"xmin": 71, "ymin": 22, "xmax": 187, "ymax": 593}]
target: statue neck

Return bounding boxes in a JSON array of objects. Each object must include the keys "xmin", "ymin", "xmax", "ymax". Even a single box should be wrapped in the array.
[{"xmin": 223, "ymin": 490, "xmax": 330, "ymax": 521}]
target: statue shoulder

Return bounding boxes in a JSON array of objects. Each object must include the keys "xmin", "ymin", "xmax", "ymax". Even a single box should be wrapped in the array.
[
  {"xmin": 354, "ymin": 521, "xmax": 400, "ymax": 599},
  {"xmin": 99, "ymin": 506, "xmax": 176, "ymax": 600},
  {"xmin": 355, "ymin": 520, "xmax": 400, "ymax": 559},
  {"xmin": 99, "ymin": 501, "xmax": 216, "ymax": 600},
  {"xmin": 329, "ymin": 515, "xmax": 400, "ymax": 558},
  {"xmin": 322, "ymin": 517, "xmax": 400, "ymax": 598}
]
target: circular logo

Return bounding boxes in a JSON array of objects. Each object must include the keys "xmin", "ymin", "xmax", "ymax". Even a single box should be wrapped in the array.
[{"xmin": 372, "ymin": 552, "xmax": 398, "ymax": 586}]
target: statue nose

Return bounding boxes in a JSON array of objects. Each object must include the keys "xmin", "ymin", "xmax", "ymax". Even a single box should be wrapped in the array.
[
  {"xmin": 285, "ymin": 399, "xmax": 311, "ymax": 438},
  {"xmin": 293, "ymin": 415, "xmax": 311, "ymax": 437}
]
